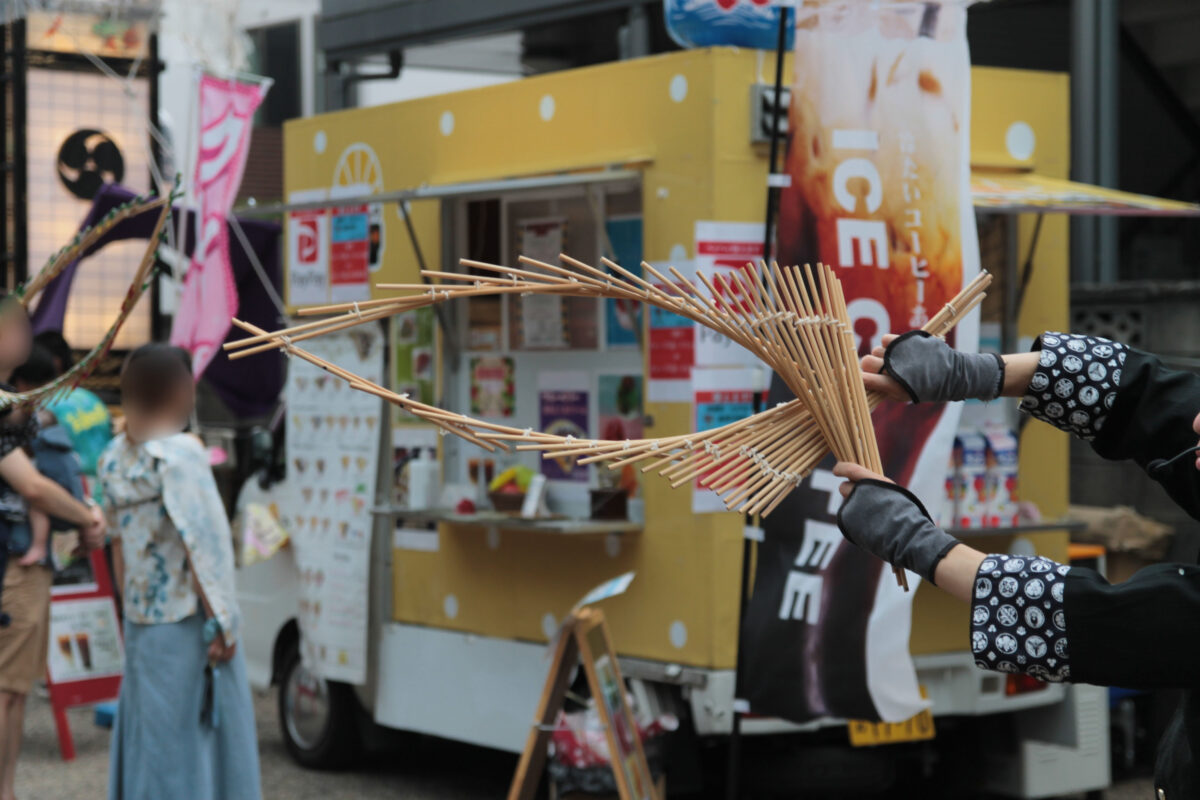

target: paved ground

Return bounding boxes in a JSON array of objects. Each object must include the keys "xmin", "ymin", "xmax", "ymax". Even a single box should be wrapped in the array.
[
  {"xmin": 14, "ymin": 688, "xmax": 514, "ymax": 800},
  {"xmin": 12, "ymin": 688, "xmax": 1156, "ymax": 799}
]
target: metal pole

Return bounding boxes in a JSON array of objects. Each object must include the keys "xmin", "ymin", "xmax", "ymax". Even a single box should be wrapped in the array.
[
  {"xmin": 727, "ymin": 9, "xmax": 789, "ymax": 799},
  {"xmin": 761, "ymin": 8, "xmax": 790, "ymax": 263},
  {"xmin": 1, "ymin": 23, "xmax": 8, "ymax": 291},
  {"xmin": 1071, "ymin": 0, "xmax": 1097, "ymax": 284},
  {"xmin": 621, "ymin": 2, "xmax": 650, "ymax": 60},
  {"xmin": 11, "ymin": 18, "xmax": 25, "ymax": 289},
  {"xmin": 1096, "ymin": 0, "xmax": 1119, "ymax": 284},
  {"xmin": 148, "ymin": 32, "xmax": 169, "ymax": 341},
  {"xmin": 398, "ymin": 199, "xmax": 458, "ymax": 364}
]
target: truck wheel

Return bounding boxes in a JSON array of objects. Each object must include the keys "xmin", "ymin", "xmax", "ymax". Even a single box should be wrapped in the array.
[{"xmin": 277, "ymin": 640, "xmax": 360, "ymax": 769}]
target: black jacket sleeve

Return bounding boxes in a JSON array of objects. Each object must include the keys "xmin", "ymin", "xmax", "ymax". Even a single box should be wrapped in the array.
[
  {"xmin": 971, "ymin": 555, "xmax": 1200, "ymax": 689},
  {"xmin": 1091, "ymin": 348, "xmax": 1200, "ymax": 520},
  {"xmin": 1065, "ymin": 562, "xmax": 1200, "ymax": 689},
  {"xmin": 1021, "ymin": 332, "xmax": 1200, "ymax": 521}
]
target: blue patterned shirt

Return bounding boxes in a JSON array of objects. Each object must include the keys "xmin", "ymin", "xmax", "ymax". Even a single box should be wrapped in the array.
[{"xmin": 99, "ymin": 433, "xmax": 240, "ymax": 645}]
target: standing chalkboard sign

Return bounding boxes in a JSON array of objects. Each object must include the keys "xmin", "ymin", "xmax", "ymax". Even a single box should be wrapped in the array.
[{"xmin": 509, "ymin": 608, "xmax": 657, "ymax": 800}]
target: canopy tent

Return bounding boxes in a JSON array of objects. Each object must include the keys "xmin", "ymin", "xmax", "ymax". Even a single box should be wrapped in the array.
[
  {"xmin": 970, "ymin": 169, "xmax": 1200, "ymax": 216},
  {"xmin": 32, "ymin": 184, "xmax": 284, "ymax": 419}
]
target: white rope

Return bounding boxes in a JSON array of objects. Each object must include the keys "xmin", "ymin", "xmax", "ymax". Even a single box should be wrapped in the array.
[{"xmin": 227, "ymin": 213, "xmax": 287, "ymax": 318}]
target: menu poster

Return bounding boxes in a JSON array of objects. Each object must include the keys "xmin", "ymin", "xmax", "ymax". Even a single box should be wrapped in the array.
[
  {"xmin": 604, "ymin": 217, "xmax": 643, "ymax": 348},
  {"xmin": 538, "ymin": 371, "xmax": 590, "ymax": 483},
  {"xmin": 286, "ymin": 188, "xmax": 330, "ymax": 307},
  {"xmin": 393, "ymin": 307, "xmax": 436, "ymax": 425},
  {"xmin": 692, "ymin": 367, "xmax": 767, "ymax": 513},
  {"xmin": 597, "ymin": 374, "xmax": 643, "ymax": 443},
  {"xmin": 329, "ymin": 183, "xmax": 372, "ymax": 303},
  {"xmin": 693, "ymin": 221, "xmax": 764, "ymax": 369},
  {"xmin": 470, "ymin": 356, "xmax": 515, "ymax": 418},
  {"xmin": 646, "ymin": 260, "xmax": 695, "ymax": 403},
  {"xmin": 518, "ymin": 218, "xmax": 567, "ymax": 349},
  {"xmin": 285, "ymin": 326, "xmax": 384, "ymax": 684},
  {"xmin": 594, "ymin": 654, "xmax": 653, "ymax": 800},
  {"xmin": 47, "ymin": 597, "xmax": 123, "ymax": 684}
]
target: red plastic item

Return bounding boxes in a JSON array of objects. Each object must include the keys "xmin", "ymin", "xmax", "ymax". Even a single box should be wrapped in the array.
[{"xmin": 1005, "ymin": 673, "xmax": 1049, "ymax": 697}]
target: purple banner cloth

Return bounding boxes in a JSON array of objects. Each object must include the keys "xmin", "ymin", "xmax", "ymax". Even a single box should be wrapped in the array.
[{"xmin": 30, "ymin": 184, "xmax": 284, "ymax": 419}]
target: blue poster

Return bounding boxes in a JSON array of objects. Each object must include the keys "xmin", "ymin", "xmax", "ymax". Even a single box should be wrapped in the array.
[
  {"xmin": 331, "ymin": 211, "xmax": 368, "ymax": 242},
  {"xmin": 664, "ymin": 0, "xmax": 794, "ymax": 51},
  {"xmin": 604, "ymin": 217, "xmax": 643, "ymax": 347}
]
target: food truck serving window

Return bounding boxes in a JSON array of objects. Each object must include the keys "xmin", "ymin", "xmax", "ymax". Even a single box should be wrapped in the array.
[{"xmin": 442, "ymin": 180, "xmax": 643, "ymax": 517}]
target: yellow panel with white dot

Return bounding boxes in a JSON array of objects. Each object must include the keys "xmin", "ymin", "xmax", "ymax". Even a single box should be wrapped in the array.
[
  {"xmin": 289, "ymin": 52, "xmax": 1073, "ymax": 667},
  {"xmin": 912, "ymin": 66, "xmax": 1072, "ymax": 655}
]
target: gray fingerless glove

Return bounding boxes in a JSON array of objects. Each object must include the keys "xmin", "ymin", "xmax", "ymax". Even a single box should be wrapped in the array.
[
  {"xmin": 881, "ymin": 330, "xmax": 1005, "ymax": 403},
  {"xmin": 837, "ymin": 479, "xmax": 960, "ymax": 584}
]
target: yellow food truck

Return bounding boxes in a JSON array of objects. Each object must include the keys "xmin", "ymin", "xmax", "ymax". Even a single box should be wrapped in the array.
[{"xmin": 234, "ymin": 49, "xmax": 1171, "ymax": 796}]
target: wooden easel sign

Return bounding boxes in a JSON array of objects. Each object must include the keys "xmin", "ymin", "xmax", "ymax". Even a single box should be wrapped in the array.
[{"xmin": 509, "ymin": 608, "xmax": 658, "ymax": 800}]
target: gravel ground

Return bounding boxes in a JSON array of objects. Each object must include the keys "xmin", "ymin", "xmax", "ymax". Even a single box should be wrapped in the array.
[{"xmin": 10, "ymin": 689, "xmax": 1157, "ymax": 799}]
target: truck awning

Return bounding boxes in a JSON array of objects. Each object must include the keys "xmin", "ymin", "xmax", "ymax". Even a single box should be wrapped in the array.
[{"xmin": 970, "ymin": 169, "xmax": 1200, "ymax": 216}]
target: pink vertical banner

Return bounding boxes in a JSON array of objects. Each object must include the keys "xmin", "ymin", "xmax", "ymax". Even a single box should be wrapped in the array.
[{"xmin": 170, "ymin": 74, "xmax": 267, "ymax": 377}]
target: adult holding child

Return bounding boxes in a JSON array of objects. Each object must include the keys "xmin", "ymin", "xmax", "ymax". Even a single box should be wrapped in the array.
[{"xmin": 0, "ymin": 298, "xmax": 105, "ymax": 800}]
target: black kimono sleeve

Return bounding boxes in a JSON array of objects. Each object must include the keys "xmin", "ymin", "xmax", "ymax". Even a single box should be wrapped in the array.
[
  {"xmin": 970, "ymin": 554, "xmax": 1200, "ymax": 689},
  {"xmin": 1020, "ymin": 332, "xmax": 1200, "ymax": 520},
  {"xmin": 970, "ymin": 332, "xmax": 1200, "ymax": 686}
]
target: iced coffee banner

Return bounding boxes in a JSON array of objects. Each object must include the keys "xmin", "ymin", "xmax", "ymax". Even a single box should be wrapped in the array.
[
  {"xmin": 739, "ymin": 1, "xmax": 981, "ymax": 725},
  {"xmin": 284, "ymin": 326, "xmax": 385, "ymax": 684}
]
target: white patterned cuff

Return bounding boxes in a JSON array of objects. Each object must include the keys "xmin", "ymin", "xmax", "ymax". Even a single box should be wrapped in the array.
[
  {"xmin": 1019, "ymin": 332, "xmax": 1127, "ymax": 441},
  {"xmin": 971, "ymin": 554, "xmax": 1071, "ymax": 682}
]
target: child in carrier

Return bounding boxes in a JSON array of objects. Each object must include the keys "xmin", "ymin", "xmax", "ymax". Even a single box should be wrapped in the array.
[{"xmin": 10, "ymin": 344, "xmax": 86, "ymax": 567}]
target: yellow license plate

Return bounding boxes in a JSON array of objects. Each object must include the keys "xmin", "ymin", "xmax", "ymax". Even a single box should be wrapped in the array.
[{"xmin": 847, "ymin": 688, "xmax": 935, "ymax": 747}]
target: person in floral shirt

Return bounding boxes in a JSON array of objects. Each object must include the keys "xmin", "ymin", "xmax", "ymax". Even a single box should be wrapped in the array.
[{"xmin": 100, "ymin": 344, "xmax": 260, "ymax": 800}]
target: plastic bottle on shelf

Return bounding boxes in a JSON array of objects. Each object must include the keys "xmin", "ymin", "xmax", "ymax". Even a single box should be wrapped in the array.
[{"xmin": 408, "ymin": 449, "xmax": 440, "ymax": 511}]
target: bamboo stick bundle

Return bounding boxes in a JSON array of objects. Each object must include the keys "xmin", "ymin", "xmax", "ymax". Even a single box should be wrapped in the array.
[
  {"xmin": 468, "ymin": 268, "xmax": 990, "ymax": 520},
  {"xmin": 227, "ymin": 256, "xmax": 991, "ymax": 589}
]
